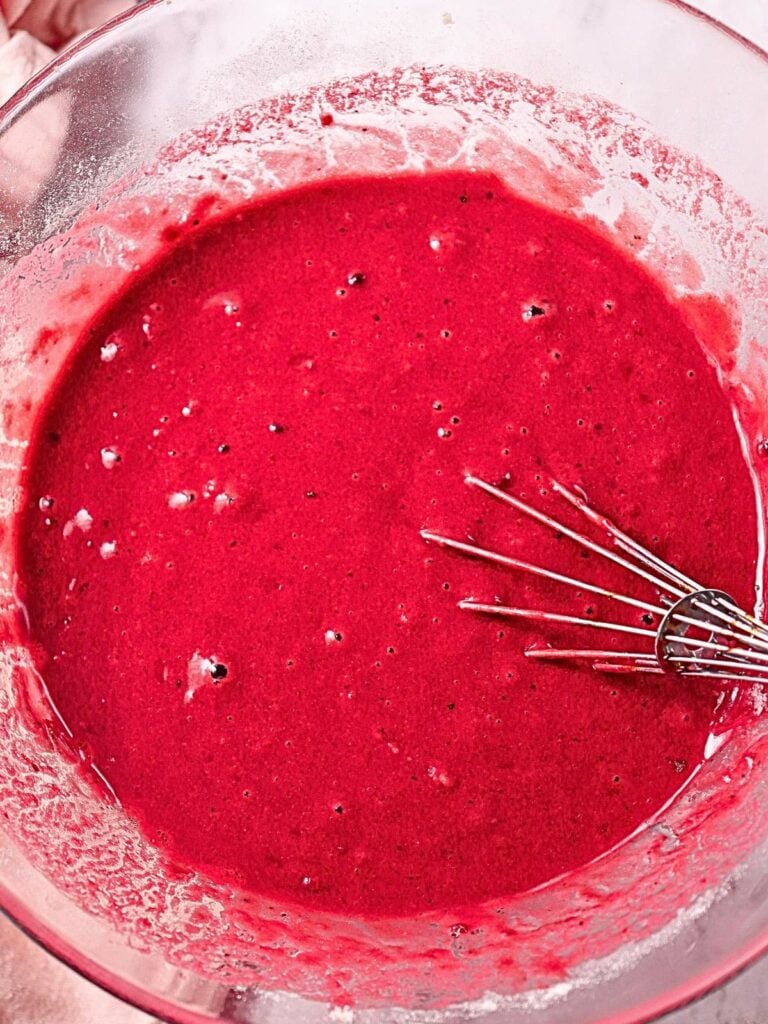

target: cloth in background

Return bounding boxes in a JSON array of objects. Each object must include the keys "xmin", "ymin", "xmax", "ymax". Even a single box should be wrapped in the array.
[{"xmin": 0, "ymin": 0, "xmax": 133, "ymax": 222}]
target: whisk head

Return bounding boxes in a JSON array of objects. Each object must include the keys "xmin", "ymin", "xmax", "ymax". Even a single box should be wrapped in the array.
[{"xmin": 422, "ymin": 475, "xmax": 768, "ymax": 686}]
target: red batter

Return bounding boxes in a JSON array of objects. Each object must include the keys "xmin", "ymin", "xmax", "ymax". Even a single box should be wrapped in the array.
[{"xmin": 16, "ymin": 171, "xmax": 756, "ymax": 917}]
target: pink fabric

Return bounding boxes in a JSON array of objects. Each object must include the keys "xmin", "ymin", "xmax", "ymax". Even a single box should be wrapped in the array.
[
  {"xmin": 0, "ymin": 0, "xmax": 138, "ymax": 123},
  {"xmin": 1, "ymin": 0, "xmax": 130, "ymax": 47},
  {"xmin": 0, "ymin": 27, "xmax": 60, "ymax": 214},
  {"xmin": 0, "ymin": 5, "xmax": 56, "ymax": 103},
  {"xmin": 0, "ymin": 0, "xmax": 133, "ymax": 219}
]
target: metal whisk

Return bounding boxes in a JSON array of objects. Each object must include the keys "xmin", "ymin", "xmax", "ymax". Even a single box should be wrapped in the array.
[{"xmin": 422, "ymin": 475, "xmax": 768, "ymax": 686}]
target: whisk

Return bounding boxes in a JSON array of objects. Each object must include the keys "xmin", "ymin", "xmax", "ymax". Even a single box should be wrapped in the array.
[{"xmin": 422, "ymin": 474, "xmax": 768, "ymax": 686}]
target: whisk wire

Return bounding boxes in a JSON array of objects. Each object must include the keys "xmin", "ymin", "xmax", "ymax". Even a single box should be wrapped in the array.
[
  {"xmin": 424, "ymin": 474, "xmax": 766, "ymax": 685},
  {"xmin": 465, "ymin": 475, "xmax": 688, "ymax": 598},
  {"xmin": 421, "ymin": 531, "xmax": 664, "ymax": 615},
  {"xmin": 549, "ymin": 478, "xmax": 703, "ymax": 595}
]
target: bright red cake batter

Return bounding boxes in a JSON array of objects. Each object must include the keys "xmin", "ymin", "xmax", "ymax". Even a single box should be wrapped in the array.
[{"xmin": 16, "ymin": 171, "xmax": 756, "ymax": 917}]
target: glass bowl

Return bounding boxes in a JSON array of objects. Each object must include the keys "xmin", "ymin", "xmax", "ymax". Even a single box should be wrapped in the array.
[{"xmin": 0, "ymin": 1, "xmax": 767, "ymax": 1022}]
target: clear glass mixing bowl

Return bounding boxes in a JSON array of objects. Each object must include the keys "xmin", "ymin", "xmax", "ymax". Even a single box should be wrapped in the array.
[{"xmin": 0, "ymin": 1, "xmax": 767, "ymax": 1022}]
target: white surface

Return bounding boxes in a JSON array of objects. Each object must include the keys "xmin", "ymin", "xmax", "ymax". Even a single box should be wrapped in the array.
[
  {"xmin": 689, "ymin": 0, "xmax": 768, "ymax": 49},
  {"xmin": 0, "ymin": 1, "xmax": 765, "ymax": 1023}
]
